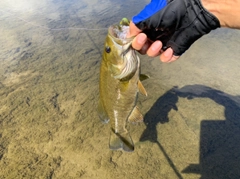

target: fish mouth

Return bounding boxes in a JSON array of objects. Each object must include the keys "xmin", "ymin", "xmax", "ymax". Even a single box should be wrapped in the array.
[{"xmin": 108, "ymin": 25, "xmax": 134, "ymax": 45}]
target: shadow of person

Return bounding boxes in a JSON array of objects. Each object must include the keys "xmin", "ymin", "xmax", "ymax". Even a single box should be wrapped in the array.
[
  {"xmin": 140, "ymin": 87, "xmax": 178, "ymax": 142},
  {"xmin": 140, "ymin": 85, "xmax": 240, "ymax": 179},
  {"xmin": 174, "ymin": 84, "xmax": 240, "ymax": 179},
  {"xmin": 140, "ymin": 87, "xmax": 185, "ymax": 179}
]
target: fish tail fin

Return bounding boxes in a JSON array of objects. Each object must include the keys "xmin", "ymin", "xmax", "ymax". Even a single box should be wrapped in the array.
[{"xmin": 109, "ymin": 129, "xmax": 134, "ymax": 152}]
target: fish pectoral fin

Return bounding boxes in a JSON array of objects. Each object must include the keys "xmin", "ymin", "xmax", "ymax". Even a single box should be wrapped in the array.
[
  {"xmin": 109, "ymin": 129, "xmax": 134, "ymax": 152},
  {"xmin": 140, "ymin": 74, "xmax": 150, "ymax": 81},
  {"xmin": 97, "ymin": 100, "xmax": 109, "ymax": 124},
  {"xmin": 128, "ymin": 106, "xmax": 143, "ymax": 123},
  {"xmin": 138, "ymin": 80, "xmax": 147, "ymax": 96}
]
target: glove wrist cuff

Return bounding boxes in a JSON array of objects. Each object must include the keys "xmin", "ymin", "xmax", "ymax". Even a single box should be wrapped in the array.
[{"xmin": 194, "ymin": 0, "xmax": 220, "ymax": 29}]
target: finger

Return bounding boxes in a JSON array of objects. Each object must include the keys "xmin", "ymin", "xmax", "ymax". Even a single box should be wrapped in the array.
[
  {"xmin": 127, "ymin": 21, "xmax": 142, "ymax": 38},
  {"xmin": 146, "ymin": 40, "xmax": 162, "ymax": 57},
  {"xmin": 132, "ymin": 33, "xmax": 147, "ymax": 50},
  {"xmin": 168, "ymin": 55, "xmax": 180, "ymax": 63},
  {"xmin": 159, "ymin": 48, "xmax": 173, "ymax": 62},
  {"xmin": 138, "ymin": 39, "xmax": 152, "ymax": 55},
  {"xmin": 160, "ymin": 48, "xmax": 180, "ymax": 63}
]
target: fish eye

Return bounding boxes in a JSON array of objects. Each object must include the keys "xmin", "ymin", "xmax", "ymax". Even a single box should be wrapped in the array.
[{"xmin": 105, "ymin": 46, "xmax": 111, "ymax": 53}]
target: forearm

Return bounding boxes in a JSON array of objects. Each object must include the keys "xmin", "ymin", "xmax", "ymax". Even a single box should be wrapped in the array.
[{"xmin": 201, "ymin": 0, "xmax": 240, "ymax": 29}]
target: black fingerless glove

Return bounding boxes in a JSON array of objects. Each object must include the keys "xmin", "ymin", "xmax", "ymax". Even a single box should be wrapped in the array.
[{"xmin": 134, "ymin": 0, "xmax": 220, "ymax": 56}]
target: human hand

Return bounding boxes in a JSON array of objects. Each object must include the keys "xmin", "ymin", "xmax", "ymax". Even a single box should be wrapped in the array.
[
  {"xmin": 127, "ymin": 0, "xmax": 220, "ymax": 62},
  {"xmin": 128, "ymin": 21, "xmax": 178, "ymax": 63}
]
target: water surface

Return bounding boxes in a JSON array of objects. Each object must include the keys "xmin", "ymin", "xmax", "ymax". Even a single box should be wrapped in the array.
[{"xmin": 1, "ymin": 0, "xmax": 240, "ymax": 178}]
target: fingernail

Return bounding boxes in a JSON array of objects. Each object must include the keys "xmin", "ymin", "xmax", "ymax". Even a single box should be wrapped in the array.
[
  {"xmin": 151, "ymin": 41, "xmax": 161, "ymax": 51},
  {"xmin": 137, "ymin": 34, "xmax": 146, "ymax": 44},
  {"xmin": 164, "ymin": 48, "xmax": 172, "ymax": 57}
]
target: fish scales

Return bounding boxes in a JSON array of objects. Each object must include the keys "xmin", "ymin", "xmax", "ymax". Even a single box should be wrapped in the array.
[{"xmin": 98, "ymin": 18, "xmax": 146, "ymax": 152}]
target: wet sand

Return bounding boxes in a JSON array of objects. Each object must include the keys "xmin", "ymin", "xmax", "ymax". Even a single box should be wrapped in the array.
[{"xmin": 1, "ymin": 0, "xmax": 240, "ymax": 179}]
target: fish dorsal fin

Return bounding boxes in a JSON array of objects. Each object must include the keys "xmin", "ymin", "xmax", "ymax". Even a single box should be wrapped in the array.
[
  {"xmin": 128, "ymin": 106, "xmax": 143, "ymax": 123},
  {"xmin": 138, "ymin": 80, "xmax": 147, "ymax": 96}
]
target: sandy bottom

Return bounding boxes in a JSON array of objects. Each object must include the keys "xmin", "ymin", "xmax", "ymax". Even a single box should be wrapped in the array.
[{"xmin": 1, "ymin": 0, "xmax": 240, "ymax": 179}]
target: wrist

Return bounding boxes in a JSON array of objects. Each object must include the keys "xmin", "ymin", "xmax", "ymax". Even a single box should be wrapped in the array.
[
  {"xmin": 201, "ymin": 0, "xmax": 240, "ymax": 28},
  {"xmin": 201, "ymin": 0, "xmax": 225, "ymax": 26}
]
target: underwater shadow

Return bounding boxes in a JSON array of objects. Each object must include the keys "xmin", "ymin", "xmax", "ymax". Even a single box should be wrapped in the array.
[
  {"xmin": 141, "ymin": 84, "xmax": 240, "ymax": 179},
  {"xmin": 140, "ymin": 87, "xmax": 183, "ymax": 178},
  {"xmin": 175, "ymin": 85, "xmax": 240, "ymax": 179}
]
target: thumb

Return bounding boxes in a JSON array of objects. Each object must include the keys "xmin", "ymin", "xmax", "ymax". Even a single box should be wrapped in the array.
[{"xmin": 126, "ymin": 21, "xmax": 142, "ymax": 38}]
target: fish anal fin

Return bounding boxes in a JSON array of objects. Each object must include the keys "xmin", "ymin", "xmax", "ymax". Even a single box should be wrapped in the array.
[
  {"xmin": 138, "ymin": 80, "xmax": 147, "ymax": 96},
  {"xmin": 109, "ymin": 129, "xmax": 134, "ymax": 152},
  {"xmin": 128, "ymin": 106, "xmax": 143, "ymax": 123},
  {"xmin": 97, "ymin": 100, "xmax": 109, "ymax": 124}
]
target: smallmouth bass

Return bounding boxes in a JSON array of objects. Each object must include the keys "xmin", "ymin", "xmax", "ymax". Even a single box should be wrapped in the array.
[{"xmin": 98, "ymin": 18, "xmax": 147, "ymax": 152}]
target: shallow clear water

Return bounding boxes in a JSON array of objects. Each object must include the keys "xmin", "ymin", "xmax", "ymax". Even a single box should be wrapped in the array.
[{"xmin": 1, "ymin": 0, "xmax": 240, "ymax": 178}]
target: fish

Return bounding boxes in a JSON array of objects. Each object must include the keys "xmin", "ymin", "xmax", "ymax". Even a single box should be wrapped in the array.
[{"xmin": 98, "ymin": 18, "xmax": 147, "ymax": 152}]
